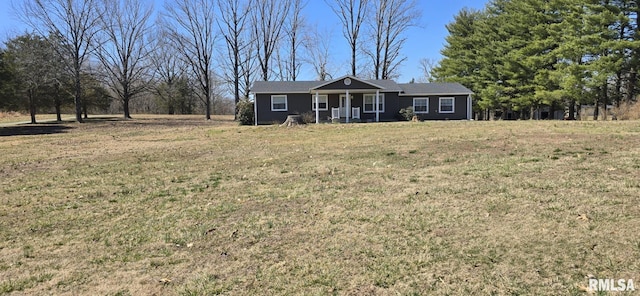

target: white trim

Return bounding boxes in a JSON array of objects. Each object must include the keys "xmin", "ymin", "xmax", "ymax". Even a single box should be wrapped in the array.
[
  {"xmin": 271, "ymin": 95, "xmax": 288, "ymax": 112},
  {"xmin": 439, "ymin": 97, "xmax": 455, "ymax": 114},
  {"xmin": 413, "ymin": 97, "xmax": 429, "ymax": 114},
  {"xmin": 311, "ymin": 94, "xmax": 328, "ymax": 111},
  {"xmin": 364, "ymin": 93, "xmax": 385, "ymax": 113},
  {"xmin": 467, "ymin": 94, "xmax": 472, "ymax": 119},
  {"xmin": 310, "ymin": 75, "xmax": 386, "ymax": 91},
  {"xmin": 399, "ymin": 93, "xmax": 472, "ymax": 97},
  {"xmin": 252, "ymin": 90, "xmax": 310, "ymax": 95},
  {"xmin": 346, "ymin": 90, "xmax": 350, "ymax": 123},
  {"xmin": 253, "ymin": 94, "xmax": 257, "ymax": 126},
  {"xmin": 315, "ymin": 92, "xmax": 320, "ymax": 124},
  {"xmin": 375, "ymin": 90, "xmax": 380, "ymax": 122}
]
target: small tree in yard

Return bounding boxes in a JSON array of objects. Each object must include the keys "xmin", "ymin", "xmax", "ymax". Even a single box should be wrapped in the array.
[{"xmin": 236, "ymin": 99, "xmax": 254, "ymax": 125}]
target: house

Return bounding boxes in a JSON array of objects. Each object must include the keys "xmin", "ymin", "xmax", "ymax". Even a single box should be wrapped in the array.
[{"xmin": 250, "ymin": 75, "xmax": 473, "ymax": 124}]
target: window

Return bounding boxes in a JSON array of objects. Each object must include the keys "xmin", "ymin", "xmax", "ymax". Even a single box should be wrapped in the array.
[
  {"xmin": 439, "ymin": 97, "xmax": 455, "ymax": 113},
  {"xmin": 271, "ymin": 95, "xmax": 287, "ymax": 111},
  {"xmin": 311, "ymin": 95, "xmax": 328, "ymax": 111},
  {"xmin": 363, "ymin": 94, "xmax": 385, "ymax": 113},
  {"xmin": 413, "ymin": 98, "xmax": 429, "ymax": 113}
]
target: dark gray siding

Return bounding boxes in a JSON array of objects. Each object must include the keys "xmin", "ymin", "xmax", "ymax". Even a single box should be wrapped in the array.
[
  {"xmin": 398, "ymin": 95, "xmax": 469, "ymax": 120},
  {"xmin": 256, "ymin": 92, "xmax": 469, "ymax": 124},
  {"xmin": 256, "ymin": 93, "xmax": 316, "ymax": 124}
]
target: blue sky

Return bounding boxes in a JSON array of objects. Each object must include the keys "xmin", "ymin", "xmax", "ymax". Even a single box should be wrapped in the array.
[{"xmin": 0, "ymin": 0, "xmax": 488, "ymax": 83}]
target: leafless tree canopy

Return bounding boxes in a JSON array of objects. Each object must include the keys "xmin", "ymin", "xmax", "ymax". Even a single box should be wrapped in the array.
[
  {"xmin": 217, "ymin": 0, "xmax": 253, "ymax": 112},
  {"xmin": 96, "ymin": 0, "xmax": 153, "ymax": 119},
  {"xmin": 326, "ymin": 0, "xmax": 368, "ymax": 76},
  {"xmin": 17, "ymin": 0, "xmax": 104, "ymax": 122},
  {"xmin": 164, "ymin": 0, "xmax": 217, "ymax": 120},
  {"xmin": 418, "ymin": 57, "xmax": 437, "ymax": 82},
  {"xmin": 366, "ymin": 0, "xmax": 420, "ymax": 80},
  {"xmin": 303, "ymin": 26, "xmax": 334, "ymax": 81},
  {"xmin": 252, "ymin": 0, "xmax": 290, "ymax": 81}
]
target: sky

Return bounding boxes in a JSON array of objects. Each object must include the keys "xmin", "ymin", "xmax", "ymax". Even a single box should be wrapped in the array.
[{"xmin": 0, "ymin": 0, "xmax": 488, "ymax": 83}]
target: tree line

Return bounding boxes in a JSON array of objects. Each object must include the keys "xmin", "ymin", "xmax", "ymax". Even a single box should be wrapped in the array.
[
  {"xmin": 432, "ymin": 0, "xmax": 640, "ymax": 120},
  {"xmin": 0, "ymin": 0, "xmax": 420, "ymax": 122}
]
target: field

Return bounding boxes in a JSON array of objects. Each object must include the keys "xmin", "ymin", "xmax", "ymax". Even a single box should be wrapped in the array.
[{"xmin": 1, "ymin": 115, "xmax": 639, "ymax": 295}]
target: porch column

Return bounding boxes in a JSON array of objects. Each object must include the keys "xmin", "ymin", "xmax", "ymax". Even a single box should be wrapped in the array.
[
  {"xmin": 346, "ymin": 89, "xmax": 350, "ymax": 123},
  {"xmin": 253, "ymin": 94, "xmax": 257, "ymax": 126},
  {"xmin": 315, "ymin": 92, "xmax": 320, "ymax": 124},
  {"xmin": 375, "ymin": 89, "xmax": 380, "ymax": 122}
]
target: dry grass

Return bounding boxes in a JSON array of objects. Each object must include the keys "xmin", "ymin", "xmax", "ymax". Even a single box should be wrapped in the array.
[
  {"xmin": 613, "ymin": 102, "xmax": 640, "ymax": 120},
  {"xmin": 1, "ymin": 116, "xmax": 639, "ymax": 295},
  {"xmin": 0, "ymin": 112, "xmax": 76, "ymax": 125}
]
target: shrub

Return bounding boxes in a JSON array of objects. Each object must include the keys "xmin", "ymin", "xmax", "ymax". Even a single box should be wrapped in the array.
[
  {"xmin": 236, "ymin": 99, "xmax": 254, "ymax": 125},
  {"xmin": 301, "ymin": 111, "xmax": 316, "ymax": 124},
  {"xmin": 398, "ymin": 106, "xmax": 415, "ymax": 121},
  {"xmin": 612, "ymin": 101, "xmax": 640, "ymax": 120}
]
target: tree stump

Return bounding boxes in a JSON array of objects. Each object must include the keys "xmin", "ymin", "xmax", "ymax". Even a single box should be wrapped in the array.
[{"xmin": 280, "ymin": 115, "xmax": 303, "ymax": 127}]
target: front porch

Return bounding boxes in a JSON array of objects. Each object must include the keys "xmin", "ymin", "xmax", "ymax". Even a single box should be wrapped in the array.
[{"xmin": 311, "ymin": 77, "xmax": 385, "ymax": 124}]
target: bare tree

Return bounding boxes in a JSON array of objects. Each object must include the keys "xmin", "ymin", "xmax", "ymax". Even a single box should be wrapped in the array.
[
  {"xmin": 418, "ymin": 57, "xmax": 437, "ymax": 82},
  {"xmin": 164, "ymin": 0, "xmax": 216, "ymax": 120},
  {"xmin": 239, "ymin": 37, "xmax": 258, "ymax": 99},
  {"xmin": 284, "ymin": 0, "xmax": 306, "ymax": 81},
  {"xmin": 217, "ymin": 0, "xmax": 253, "ymax": 118},
  {"xmin": 96, "ymin": 0, "xmax": 153, "ymax": 119},
  {"xmin": 17, "ymin": 0, "xmax": 103, "ymax": 123},
  {"xmin": 303, "ymin": 26, "xmax": 334, "ymax": 81},
  {"xmin": 366, "ymin": 0, "xmax": 420, "ymax": 79},
  {"xmin": 150, "ymin": 28, "xmax": 190, "ymax": 114},
  {"xmin": 251, "ymin": 0, "xmax": 290, "ymax": 81},
  {"xmin": 326, "ymin": 0, "xmax": 368, "ymax": 76}
]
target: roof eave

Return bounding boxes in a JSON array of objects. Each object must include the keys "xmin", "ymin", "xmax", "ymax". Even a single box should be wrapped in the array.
[{"xmin": 399, "ymin": 92, "xmax": 474, "ymax": 96}]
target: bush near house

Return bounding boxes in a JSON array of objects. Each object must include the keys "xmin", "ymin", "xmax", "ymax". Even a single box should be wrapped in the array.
[{"xmin": 236, "ymin": 99, "xmax": 254, "ymax": 125}]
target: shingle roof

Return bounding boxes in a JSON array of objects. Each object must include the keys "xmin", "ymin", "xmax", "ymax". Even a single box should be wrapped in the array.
[
  {"xmin": 250, "ymin": 79, "xmax": 472, "ymax": 95},
  {"xmin": 251, "ymin": 81, "xmax": 322, "ymax": 93},
  {"xmin": 398, "ymin": 83, "xmax": 473, "ymax": 95}
]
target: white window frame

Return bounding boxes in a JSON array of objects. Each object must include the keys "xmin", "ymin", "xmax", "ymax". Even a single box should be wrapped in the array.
[
  {"xmin": 311, "ymin": 95, "xmax": 328, "ymax": 111},
  {"xmin": 413, "ymin": 97, "xmax": 429, "ymax": 114},
  {"xmin": 363, "ymin": 93, "xmax": 385, "ymax": 113},
  {"xmin": 271, "ymin": 95, "xmax": 288, "ymax": 112},
  {"xmin": 439, "ymin": 97, "xmax": 455, "ymax": 114}
]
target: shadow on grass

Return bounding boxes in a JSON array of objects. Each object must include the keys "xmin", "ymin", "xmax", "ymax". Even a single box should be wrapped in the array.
[{"xmin": 0, "ymin": 123, "xmax": 74, "ymax": 137}]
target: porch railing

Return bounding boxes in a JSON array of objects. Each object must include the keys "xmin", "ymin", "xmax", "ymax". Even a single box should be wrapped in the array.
[
  {"xmin": 352, "ymin": 107, "xmax": 360, "ymax": 119},
  {"xmin": 331, "ymin": 108, "xmax": 340, "ymax": 119}
]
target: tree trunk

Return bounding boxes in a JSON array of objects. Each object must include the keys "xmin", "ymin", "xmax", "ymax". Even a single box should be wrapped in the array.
[
  {"xmin": 593, "ymin": 98, "xmax": 599, "ymax": 120},
  {"xmin": 205, "ymin": 91, "xmax": 212, "ymax": 120},
  {"xmin": 83, "ymin": 102, "xmax": 88, "ymax": 119},
  {"xmin": 351, "ymin": 42, "xmax": 357, "ymax": 76},
  {"xmin": 29, "ymin": 89, "xmax": 37, "ymax": 124},
  {"xmin": 123, "ymin": 98, "xmax": 131, "ymax": 119},
  {"xmin": 55, "ymin": 100, "xmax": 62, "ymax": 122},
  {"xmin": 74, "ymin": 62, "xmax": 84, "ymax": 123},
  {"xmin": 567, "ymin": 99, "xmax": 576, "ymax": 120}
]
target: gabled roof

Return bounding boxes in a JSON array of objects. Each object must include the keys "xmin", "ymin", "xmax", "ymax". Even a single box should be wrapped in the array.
[
  {"xmin": 310, "ymin": 75, "xmax": 385, "ymax": 90},
  {"xmin": 398, "ymin": 83, "xmax": 473, "ymax": 96}
]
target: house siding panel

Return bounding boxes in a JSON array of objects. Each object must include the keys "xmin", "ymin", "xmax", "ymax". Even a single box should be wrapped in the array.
[
  {"xmin": 256, "ymin": 92, "xmax": 470, "ymax": 124},
  {"xmin": 398, "ymin": 95, "xmax": 469, "ymax": 120}
]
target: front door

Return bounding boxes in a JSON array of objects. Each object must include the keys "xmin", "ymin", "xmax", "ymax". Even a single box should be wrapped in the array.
[{"xmin": 339, "ymin": 95, "xmax": 352, "ymax": 117}]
